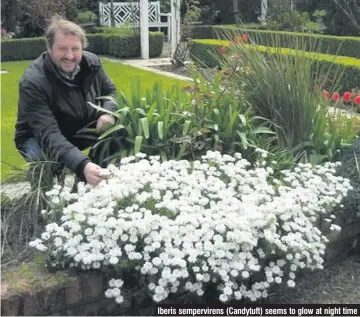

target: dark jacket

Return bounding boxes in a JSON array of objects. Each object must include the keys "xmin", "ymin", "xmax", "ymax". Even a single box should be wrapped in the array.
[{"xmin": 15, "ymin": 51, "xmax": 117, "ymax": 173}]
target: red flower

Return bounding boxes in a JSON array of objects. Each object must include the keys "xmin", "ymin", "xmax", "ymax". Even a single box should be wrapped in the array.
[
  {"xmin": 322, "ymin": 90, "xmax": 330, "ymax": 100},
  {"xmin": 233, "ymin": 36, "xmax": 239, "ymax": 44},
  {"xmin": 218, "ymin": 46, "xmax": 226, "ymax": 54},
  {"xmin": 354, "ymin": 95, "xmax": 360, "ymax": 105},
  {"xmin": 343, "ymin": 91, "xmax": 352, "ymax": 102},
  {"xmin": 242, "ymin": 33, "xmax": 248, "ymax": 41},
  {"xmin": 332, "ymin": 92, "xmax": 340, "ymax": 102}
]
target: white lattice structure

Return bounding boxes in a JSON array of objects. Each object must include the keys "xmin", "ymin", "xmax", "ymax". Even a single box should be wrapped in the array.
[{"xmin": 99, "ymin": 1, "xmax": 171, "ymax": 41}]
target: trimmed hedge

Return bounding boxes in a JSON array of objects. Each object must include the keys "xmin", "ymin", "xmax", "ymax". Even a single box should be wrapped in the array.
[
  {"xmin": 1, "ymin": 37, "xmax": 46, "ymax": 62},
  {"xmin": 90, "ymin": 26, "xmax": 136, "ymax": 35},
  {"xmin": 87, "ymin": 32, "xmax": 164, "ymax": 58},
  {"xmin": 189, "ymin": 25, "xmax": 360, "ymax": 59},
  {"xmin": 185, "ymin": 25, "xmax": 213, "ymax": 40},
  {"xmin": 189, "ymin": 39, "xmax": 360, "ymax": 91},
  {"xmin": 1, "ymin": 32, "xmax": 164, "ymax": 62}
]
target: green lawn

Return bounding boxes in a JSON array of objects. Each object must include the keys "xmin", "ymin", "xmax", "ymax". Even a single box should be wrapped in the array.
[{"xmin": 1, "ymin": 59, "xmax": 187, "ymax": 181}]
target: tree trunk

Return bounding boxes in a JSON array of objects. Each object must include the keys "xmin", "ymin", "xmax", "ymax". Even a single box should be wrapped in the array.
[
  {"xmin": 110, "ymin": 0, "xmax": 115, "ymax": 27},
  {"xmin": 290, "ymin": 0, "xmax": 295, "ymax": 13},
  {"xmin": 233, "ymin": 0, "xmax": 240, "ymax": 25},
  {"xmin": 9, "ymin": 0, "xmax": 18, "ymax": 32},
  {"xmin": 259, "ymin": 0, "xmax": 268, "ymax": 25}
]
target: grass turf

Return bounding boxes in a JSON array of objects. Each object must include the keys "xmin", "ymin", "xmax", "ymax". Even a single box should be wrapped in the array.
[{"xmin": 0, "ymin": 59, "xmax": 187, "ymax": 182}]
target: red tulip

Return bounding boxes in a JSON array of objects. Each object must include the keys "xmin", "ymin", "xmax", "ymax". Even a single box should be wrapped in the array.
[
  {"xmin": 218, "ymin": 46, "xmax": 226, "ymax": 54},
  {"xmin": 343, "ymin": 91, "xmax": 352, "ymax": 102},
  {"xmin": 242, "ymin": 33, "xmax": 248, "ymax": 41},
  {"xmin": 322, "ymin": 90, "xmax": 330, "ymax": 100},
  {"xmin": 354, "ymin": 95, "xmax": 360, "ymax": 105},
  {"xmin": 332, "ymin": 92, "xmax": 340, "ymax": 102}
]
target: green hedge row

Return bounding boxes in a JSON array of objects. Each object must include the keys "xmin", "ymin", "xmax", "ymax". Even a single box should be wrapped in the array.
[
  {"xmin": 189, "ymin": 39, "xmax": 360, "ymax": 91},
  {"xmin": 188, "ymin": 25, "xmax": 360, "ymax": 59},
  {"xmin": 1, "ymin": 32, "xmax": 164, "ymax": 62}
]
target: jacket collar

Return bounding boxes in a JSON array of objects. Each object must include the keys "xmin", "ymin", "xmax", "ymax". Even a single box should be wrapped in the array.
[
  {"xmin": 43, "ymin": 51, "xmax": 101, "ymax": 87},
  {"xmin": 59, "ymin": 64, "xmax": 81, "ymax": 80}
]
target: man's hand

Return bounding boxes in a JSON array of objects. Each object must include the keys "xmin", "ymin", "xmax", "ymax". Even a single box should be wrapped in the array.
[
  {"xmin": 96, "ymin": 114, "xmax": 115, "ymax": 133},
  {"xmin": 83, "ymin": 162, "xmax": 103, "ymax": 185}
]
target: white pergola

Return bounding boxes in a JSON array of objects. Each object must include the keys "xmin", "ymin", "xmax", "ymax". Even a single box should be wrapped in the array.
[{"xmin": 140, "ymin": 0, "xmax": 181, "ymax": 59}]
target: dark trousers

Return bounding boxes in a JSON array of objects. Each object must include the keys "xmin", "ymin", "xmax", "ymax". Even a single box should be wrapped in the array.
[{"xmin": 18, "ymin": 127, "xmax": 124, "ymax": 182}]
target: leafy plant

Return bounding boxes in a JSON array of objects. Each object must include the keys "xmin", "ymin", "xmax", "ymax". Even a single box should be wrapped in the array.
[
  {"xmin": 336, "ymin": 137, "xmax": 360, "ymax": 225},
  {"xmin": 183, "ymin": 67, "xmax": 275, "ymax": 161},
  {"xmin": 88, "ymin": 80, "xmax": 193, "ymax": 163},
  {"xmin": 1, "ymin": 155, "xmax": 67, "ymax": 265},
  {"xmin": 30, "ymin": 151, "xmax": 353, "ymax": 304},
  {"xmin": 214, "ymin": 31, "xmax": 354, "ymax": 164},
  {"xmin": 88, "ymin": 73, "xmax": 275, "ymax": 165},
  {"xmin": 266, "ymin": 10, "xmax": 327, "ymax": 34},
  {"xmin": 76, "ymin": 10, "xmax": 97, "ymax": 24}
]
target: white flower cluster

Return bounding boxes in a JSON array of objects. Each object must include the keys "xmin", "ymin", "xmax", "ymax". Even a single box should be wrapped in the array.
[
  {"xmin": 30, "ymin": 151, "xmax": 352, "ymax": 304},
  {"xmin": 105, "ymin": 278, "xmax": 124, "ymax": 304}
]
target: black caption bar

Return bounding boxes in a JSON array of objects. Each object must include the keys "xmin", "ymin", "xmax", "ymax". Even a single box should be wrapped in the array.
[{"xmin": 155, "ymin": 304, "xmax": 360, "ymax": 316}]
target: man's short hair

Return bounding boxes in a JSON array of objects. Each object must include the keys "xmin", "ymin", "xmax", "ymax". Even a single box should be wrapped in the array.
[{"xmin": 45, "ymin": 16, "xmax": 89, "ymax": 49}]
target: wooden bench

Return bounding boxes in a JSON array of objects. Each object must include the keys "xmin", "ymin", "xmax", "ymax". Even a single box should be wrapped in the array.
[{"xmin": 98, "ymin": 1, "xmax": 171, "ymax": 41}]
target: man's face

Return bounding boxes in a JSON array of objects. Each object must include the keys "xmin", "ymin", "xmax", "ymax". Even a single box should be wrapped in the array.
[{"xmin": 48, "ymin": 31, "xmax": 83, "ymax": 74}]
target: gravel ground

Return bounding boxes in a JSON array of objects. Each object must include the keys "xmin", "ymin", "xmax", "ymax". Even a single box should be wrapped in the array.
[{"xmin": 266, "ymin": 253, "xmax": 360, "ymax": 304}]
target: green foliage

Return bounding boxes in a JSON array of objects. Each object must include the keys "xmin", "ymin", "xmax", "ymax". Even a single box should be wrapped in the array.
[
  {"xmin": 189, "ymin": 39, "xmax": 360, "ymax": 92},
  {"xmin": 108, "ymin": 32, "xmax": 164, "ymax": 58},
  {"xmin": 148, "ymin": 33, "xmax": 164, "ymax": 58},
  {"xmin": 1, "ymin": 38, "xmax": 46, "ymax": 62},
  {"xmin": 274, "ymin": 10, "xmax": 312, "ymax": 32},
  {"xmin": 336, "ymin": 137, "xmax": 360, "ymax": 224},
  {"xmin": 194, "ymin": 25, "xmax": 360, "ymax": 59},
  {"xmin": 183, "ymin": 25, "xmax": 213, "ymax": 40},
  {"xmin": 190, "ymin": 39, "xmax": 223, "ymax": 68},
  {"xmin": 193, "ymin": 35, "xmax": 357, "ymax": 164},
  {"xmin": 187, "ymin": 25, "xmax": 214, "ymax": 40},
  {"xmin": 1, "ymin": 158, "xmax": 62, "ymax": 263},
  {"xmin": 265, "ymin": 10, "xmax": 327, "ymax": 34},
  {"xmin": 90, "ymin": 71, "xmax": 275, "ymax": 165},
  {"xmin": 183, "ymin": 1, "xmax": 202, "ymax": 24},
  {"xmin": 76, "ymin": 10, "xmax": 97, "ymax": 23},
  {"xmin": 310, "ymin": 10, "xmax": 328, "ymax": 33},
  {"xmin": 92, "ymin": 26, "xmax": 136, "ymax": 35},
  {"xmin": 1, "ymin": 32, "xmax": 164, "ymax": 62}
]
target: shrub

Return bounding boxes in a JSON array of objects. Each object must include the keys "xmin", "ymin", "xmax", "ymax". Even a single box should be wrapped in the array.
[
  {"xmin": 189, "ymin": 25, "xmax": 360, "ymax": 59},
  {"xmin": 30, "ymin": 151, "xmax": 352, "ymax": 304},
  {"xmin": 1, "ymin": 32, "xmax": 164, "ymax": 61},
  {"xmin": 264, "ymin": 10, "xmax": 327, "ymax": 34},
  {"xmin": 189, "ymin": 39, "xmax": 225, "ymax": 68},
  {"xmin": 87, "ymin": 74, "xmax": 275, "ymax": 166},
  {"xmin": 190, "ymin": 38, "xmax": 358, "ymax": 165},
  {"xmin": 1, "ymin": 37, "xmax": 46, "ymax": 62},
  {"xmin": 76, "ymin": 11, "xmax": 97, "ymax": 24},
  {"xmin": 336, "ymin": 137, "xmax": 360, "ymax": 225},
  {"xmin": 148, "ymin": 32, "xmax": 164, "ymax": 58},
  {"xmin": 189, "ymin": 39, "xmax": 360, "ymax": 92},
  {"xmin": 108, "ymin": 35, "xmax": 140, "ymax": 58},
  {"xmin": 186, "ymin": 25, "xmax": 214, "ymax": 40},
  {"xmin": 91, "ymin": 27, "xmax": 136, "ymax": 35},
  {"xmin": 213, "ymin": 26, "xmax": 360, "ymax": 59},
  {"xmin": 86, "ymin": 34, "xmax": 112, "ymax": 55}
]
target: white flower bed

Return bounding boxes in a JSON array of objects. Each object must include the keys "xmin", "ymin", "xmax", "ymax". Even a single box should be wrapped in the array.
[{"xmin": 30, "ymin": 150, "xmax": 352, "ymax": 304}]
